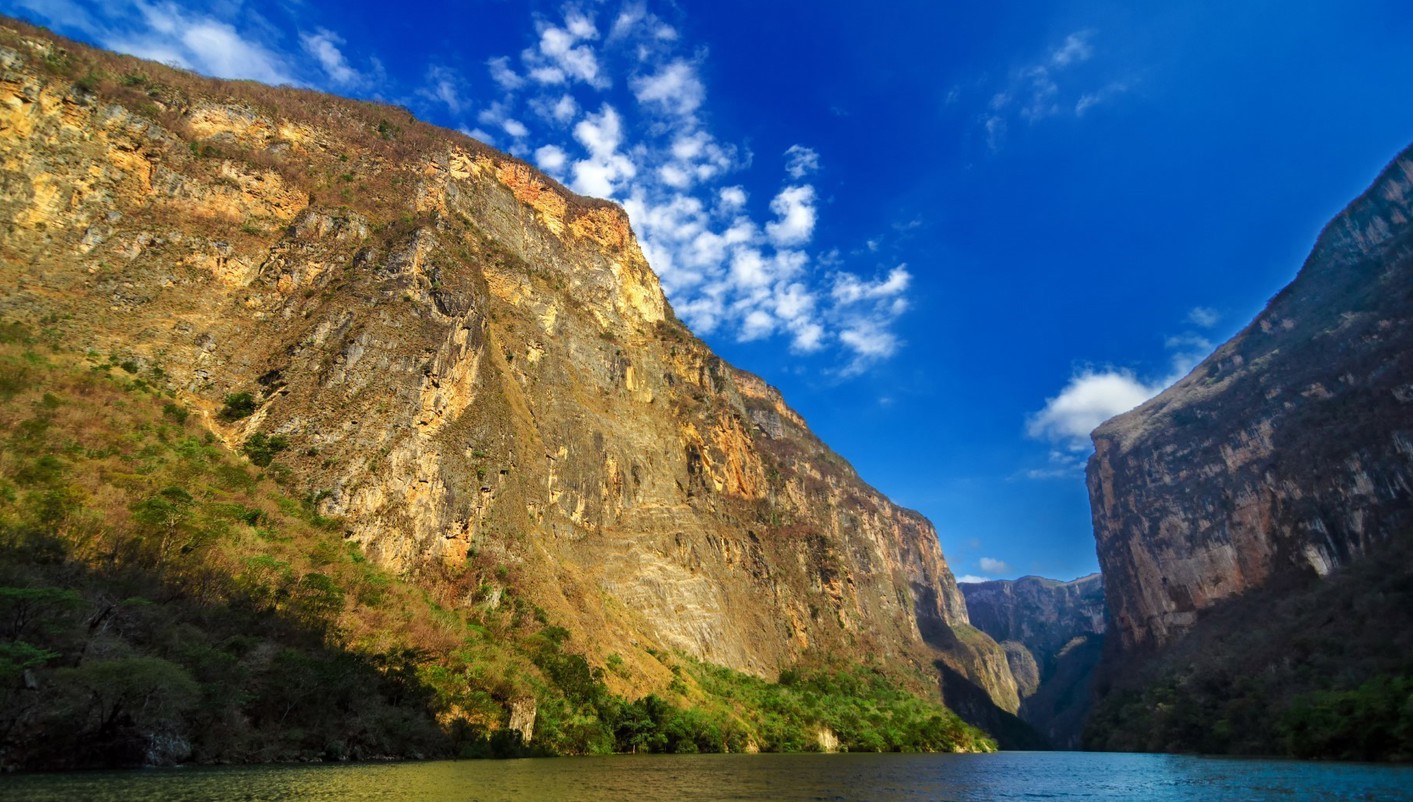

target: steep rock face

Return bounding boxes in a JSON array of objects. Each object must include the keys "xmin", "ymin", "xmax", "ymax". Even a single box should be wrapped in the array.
[
  {"xmin": 0, "ymin": 22, "xmax": 1017, "ymax": 714},
  {"xmin": 1088, "ymin": 144, "xmax": 1413, "ymax": 653},
  {"xmin": 961, "ymin": 574, "xmax": 1105, "ymax": 670},
  {"xmin": 961, "ymin": 574, "xmax": 1105, "ymax": 748}
]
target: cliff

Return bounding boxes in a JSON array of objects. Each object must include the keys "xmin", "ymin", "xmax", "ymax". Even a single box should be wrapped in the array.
[
  {"xmin": 961, "ymin": 574, "xmax": 1105, "ymax": 748},
  {"xmin": 1088, "ymin": 144, "xmax": 1413, "ymax": 653},
  {"xmin": 0, "ymin": 19, "xmax": 1018, "ymax": 726},
  {"xmin": 1083, "ymin": 143, "xmax": 1413, "ymax": 758}
]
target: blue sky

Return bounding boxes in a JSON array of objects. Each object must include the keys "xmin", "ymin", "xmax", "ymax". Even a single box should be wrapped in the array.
[{"xmin": 9, "ymin": 0, "xmax": 1413, "ymax": 581}]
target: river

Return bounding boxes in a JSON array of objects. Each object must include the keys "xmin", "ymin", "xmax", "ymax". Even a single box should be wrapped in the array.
[{"xmin": 2, "ymin": 751, "xmax": 1410, "ymax": 801}]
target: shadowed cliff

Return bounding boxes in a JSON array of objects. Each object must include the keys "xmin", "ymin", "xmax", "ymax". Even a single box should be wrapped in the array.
[{"xmin": 961, "ymin": 575, "xmax": 1105, "ymax": 748}]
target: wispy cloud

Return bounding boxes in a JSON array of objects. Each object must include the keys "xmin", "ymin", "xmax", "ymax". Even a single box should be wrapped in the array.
[
  {"xmin": 980, "ymin": 29, "xmax": 1131, "ymax": 152},
  {"xmin": 1049, "ymin": 32, "xmax": 1094, "ymax": 67},
  {"xmin": 979, "ymin": 557, "xmax": 1010, "ymax": 574},
  {"xmin": 631, "ymin": 58, "xmax": 704, "ymax": 117},
  {"xmin": 300, "ymin": 27, "xmax": 362, "ymax": 88},
  {"xmin": 420, "ymin": 64, "xmax": 469, "ymax": 116},
  {"xmin": 106, "ymin": 1, "xmax": 300, "ymax": 86},
  {"xmin": 1187, "ymin": 306, "xmax": 1220, "ymax": 328},
  {"xmin": 1075, "ymin": 80, "xmax": 1130, "ymax": 117},
  {"xmin": 784, "ymin": 145, "xmax": 819, "ymax": 179},
  {"xmin": 11, "ymin": 0, "xmax": 399, "ymax": 90}
]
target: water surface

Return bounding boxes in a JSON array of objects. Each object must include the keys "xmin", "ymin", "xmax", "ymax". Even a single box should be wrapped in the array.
[{"xmin": 3, "ymin": 751, "xmax": 1411, "ymax": 801}]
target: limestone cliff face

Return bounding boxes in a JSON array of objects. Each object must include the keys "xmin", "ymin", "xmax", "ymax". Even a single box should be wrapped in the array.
[
  {"xmin": 1088, "ymin": 144, "xmax": 1413, "ymax": 652},
  {"xmin": 0, "ymin": 22, "xmax": 1017, "ymax": 712},
  {"xmin": 960, "ymin": 574, "xmax": 1105, "ymax": 748}
]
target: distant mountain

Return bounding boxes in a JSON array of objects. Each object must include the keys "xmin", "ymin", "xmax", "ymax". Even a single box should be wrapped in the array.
[
  {"xmin": 961, "ymin": 574, "xmax": 1105, "ymax": 748},
  {"xmin": 1084, "ymin": 144, "xmax": 1413, "ymax": 760}
]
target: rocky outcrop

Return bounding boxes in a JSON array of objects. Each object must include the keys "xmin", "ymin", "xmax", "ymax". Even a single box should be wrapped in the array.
[
  {"xmin": 1088, "ymin": 143, "xmax": 1413, "ymax": 653},
  {"xmin": 961, "ymin": 574, "xmax": 1105, "ymax": 748},
  {"xmin": 0, "ymin": 20, "xmax": 1018, "ymax": 718}
]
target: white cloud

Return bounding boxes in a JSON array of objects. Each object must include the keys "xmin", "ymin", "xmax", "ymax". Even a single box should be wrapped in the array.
[
  {"xmin": 1024, "ymin": 464, "xmax": 1083, "ymax": 480},
  {"xmin": 488, "ymin": 55, "xmax": 525, "ymax": 91},
  {"xmin": 717, "ymin": 186, "xmax": 747, "ymax": 210},
  {"xmin": 825, "ymin": 265, "xmax": 913, "ymax": 373},
  {"xmin": 765, "ymin": 185, "xmax": 817, "ymax": 247},
  {"xmin": 832, "ymin": 266, "xmax": 910, "ymax": 305},
  {"xmin": 983, "ymin": 115, "xmax": 1006, "ymax": 152},
  {"xmin": 1050, "ymin": 31, "xmax": 1094, "ymax": 67},
  {"xmin": 17, "ymin": 0, "xmax": 424, "ymax": 97},
  {"xmin": 1027, "ymin": 308, "xmax": 1222, "ymax": 455},
  {"xmin": 300, "ymin": 28, "xmax": 360, "ymax": 87},
  {"xmin": 523, "ymin": 10, "xmax": 606, "ymax": 88},
  {"xmin": 574, "ymin": 102, "xmax": 624, "ymax": 155},
  {"xmin": 13, "ymin": 0, "xmax": 104, "ymax": 37},
  {"xmin": 459, "ymin": 126, "xmax": 494, "ymax": 145},
  {"xmin": 1018, "ymin": 66, "xmax": 1061, "ymax": 121},
  {"xmin": 608, "ymin": 3, "xmax": 645, "ymax": 39},
  {"xmin": 1028, "ymin": 369, "xmax": 1159, "ymax": 445},
  {"xmin": 1075, "ymin": 81, "xmax": 1131, "ymax": 117},
  {"xmin": 564, "ymin": 11, "xmax": 596, "ymax": 39},
  {"xmin": 1188, "ymin": 306, "xmax": 1220, "ymax": 328},
  {"xmin": 104, "ymin": 2, "xmax": 299, "ymax": 86},
  {"xmin": 652, "ymin": 130, "xmax": 737, "ymax": 190},
  {"xmin": 784, "ymin": 145, "xmax": 820, "ymax": 179},
  {"xmin": 631, "ymin": 59, "xmax": 704, "ymax": 116},
  {"xmin": 729, "ymin": 248, "xmax": 771, "ymax": 289},
  {"xmin": 657, "ymin": 163, "xmax": 690, "ymax": 188},
  {"xmin": 529, "ymin": 93, "xmax": 579, "ymax": 125},
  {"xmin": 979, "ymin": 557, "xmax": 1010, "ymax": 574},
  {"xmin": 980, "ymin": 29, "xmax": 1129, "ymax": 149},
  {"xmin": 535, "ymin": 144, "xmax": 568, "ymax": 173},
  {"xmin": 739, "ymin": 309, "xmax": 775, "ymax": 342},
  {"xmin": 421, "ymin": 64, "xmax": 467, "ymax": 115},
  {"xmin": 956, "ymin": 575, "xmax": 989, "ymax": 584},
  {"xmin": 478, "ymin": 101, "xmax": 533, "ymax": 142},
  {"xmin": 569, "ymin": 104, "xmax": 637, "ymax": 198},
  {"xmin": 839, "ymin": 321, "xmax": 898, "ymax": 359},
  {"xmin": 1164, "ymin": 333, "xmax": 1212, "ymax": 352}
]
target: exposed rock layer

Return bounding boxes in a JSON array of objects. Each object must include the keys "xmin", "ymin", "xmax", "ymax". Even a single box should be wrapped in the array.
[
  {"xmin": 1088, "ymin": 144, "xmax": 1413, "ymax": 652},
  {"xmin": 0, "ymin": 21, "xmax": 1018, "ymax": 715}
]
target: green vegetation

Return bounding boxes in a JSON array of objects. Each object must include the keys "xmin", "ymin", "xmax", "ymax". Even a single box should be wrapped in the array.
[
  {"xmin": 0, "ymin": 323, "xmax": 992, "ymax": 769},
  {"xmin": 241, "ymin": 432, "xmax": 289, "ymax": 467},
  {"xmin": 218, "ymin": 391, "xmax": 256, "ymax": 421},
  {"xmin": 1085, "ymin": 539, "xmax": 1413, "ymax": 761},
  {"xmin": 686, "ymin": 660, "xmax": 993, "ymax": 753},
  {"xmin": 1281, "ymin": 676, "xmax": 1413, "ymax": 760}
]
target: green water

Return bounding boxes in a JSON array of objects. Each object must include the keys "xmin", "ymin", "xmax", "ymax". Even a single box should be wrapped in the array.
[{"xmin": 2, "ymin": 751, "xmax": 1411, "ymax": 801}]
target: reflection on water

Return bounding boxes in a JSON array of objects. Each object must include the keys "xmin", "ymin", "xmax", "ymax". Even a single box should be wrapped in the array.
[{"xmin": 3, "ymin": 751, "xmax": 1412, "ymax": 802}]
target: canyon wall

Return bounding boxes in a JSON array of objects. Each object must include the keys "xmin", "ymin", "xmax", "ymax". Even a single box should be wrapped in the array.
[
  {"xmin": 1087, "ymin": 144, "xmax": 1413, "ymax": 653},
  {"xmin": 0, "ymin": 20, "xmax": 1017, "ymax": 715}
]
